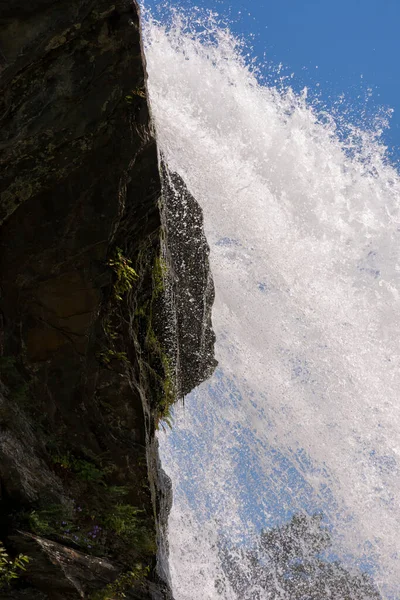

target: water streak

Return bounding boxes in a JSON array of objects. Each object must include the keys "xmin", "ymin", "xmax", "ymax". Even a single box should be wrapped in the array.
[{"xmin": 142, "ymin": 8, "xmax": 400, "ymax": 599}]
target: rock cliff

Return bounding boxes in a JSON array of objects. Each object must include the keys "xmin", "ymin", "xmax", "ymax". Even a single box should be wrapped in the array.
[{"xmin": 0, "ymin": 1, "xmax": 215, "ymax": 598}]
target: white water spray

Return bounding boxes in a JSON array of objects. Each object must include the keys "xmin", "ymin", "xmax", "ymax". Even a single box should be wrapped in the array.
[{"xmin": 142, "ymin": 8, "xmax": 400, "ymax": 599}]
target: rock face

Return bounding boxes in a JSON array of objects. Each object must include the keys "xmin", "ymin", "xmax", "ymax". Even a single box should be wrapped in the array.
[
  {"xmin": 160, "ymin": 166, "xmax": 217, "ymax": 399},
  {"xmin": 0, "ymin": 1, "xmax": 216, "ymax": 598}
]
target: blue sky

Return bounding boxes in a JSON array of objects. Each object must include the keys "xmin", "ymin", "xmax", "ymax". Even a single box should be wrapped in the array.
[{"xmin": 145, "ymin": 0, "xmax": 400, "ymax": 164}]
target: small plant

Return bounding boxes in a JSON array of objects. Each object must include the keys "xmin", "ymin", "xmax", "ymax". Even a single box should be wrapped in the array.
[
  {"xmin": 107, "ymin": 485, "xmax": 129, "ymax": 498},
  {"xmin": 73, "ymin": 459, "xmax": 106, "ymax": 484},
  {"xmin": 52, "ymin": 453, "xmax": 73, "ymax": 470},
  {"xmin": 103, "ymin": 317, "xmax": 118, "ymax": 340},
  {"xmin": 102, "ymin": 503, "xmax": 156, "ymax": 554},
  {"xmin": 97, "ymin": 350, "xmax": 128, "ymax": 367},
  {"xmin": 124, "ymin": 87, "xmax": 146, "ymax": 104},
  {"xmin": 91, "ymin": 564, "xmax": 150, "ymax": 599},
  {"xmin": 28, "ymin": 504, "xmax": 71, "ymax": 536},
  {"xmin": 0, "ymin": 542, "xmax": 29, "ymax": 589},
  {"xmin": 156, "ymin": 353, "xmax": 176, "ymax": 429},
  {"xmin": 145, "ymin": 325, "xmax": 177, "ymax": 428},
  {"xmin": 104, "ymin": 504, "xmax": 143, "ymax": 540},
  {"xmin": 158, "ymin": 409, "xmax": 174, "ymax": 432},
  {"xmin": 28, "ymin": 510, "xmax": 52, "ymax": 535},
  {"xmin": 27, "ymin": 504, "xmax": 106, "ymax": 553},
  {"xmin": 108, "ymin": 248, "xmax": 138, "ymax": 301},
  {"xmin": 52, "ymin": 452, "xmax": 111, "ymax": 485},
  {"xmin": 161, "ymin": 353, "xmax": 176, "ymax": 405}
]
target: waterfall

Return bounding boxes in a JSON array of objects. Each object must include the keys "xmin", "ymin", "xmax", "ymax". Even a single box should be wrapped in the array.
[{"xmin": 142, "ymin": 7, "xmax": 400, "ymax": 599}]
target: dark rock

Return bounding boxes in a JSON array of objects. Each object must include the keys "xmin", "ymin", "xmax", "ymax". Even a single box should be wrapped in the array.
[
  {"xmin": 0, "ymin": 385, "xmax": 65, "ymax": 506},
  {"xmin": 161, "ymin": 165, "xmax": 217, "ymax": 398},
  {"xmin": 0, "ymin": 0, "xmax": 216, "ymax": 598},
  {"xmin": 10, "ymin": 532, "xmax": 119, "ymax": 598}
]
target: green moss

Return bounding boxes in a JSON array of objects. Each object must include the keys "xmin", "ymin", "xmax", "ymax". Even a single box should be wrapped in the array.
[
  {"xmin": 152, "ymin": 255, "xmax": 167, "ymax": 298},
  {"xmin": 161, "ymin": 354, "xmax": 175, "ymax": 404},
  {"xmin": 132, "ymin": 251, "xmax": 178, "ymax": 427},
  {"xmin": 144, "ymin": 324, "xmax": 176, "ymax": 427},
  {"xmin": 159, "ymin": 354, "xmax": 175, "ymax": 427}
]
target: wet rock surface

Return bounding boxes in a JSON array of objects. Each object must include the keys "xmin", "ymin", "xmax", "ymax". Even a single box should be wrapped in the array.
[
  {"xmin": 161, "ymin": 166, "xmax": 217, "ymax": 399},
  {"xmin": 0, "ymin": 1, "xmax": 215, "ymax": 598}
]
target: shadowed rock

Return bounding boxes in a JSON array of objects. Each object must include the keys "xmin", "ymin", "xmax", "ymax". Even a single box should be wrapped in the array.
[
  {"xmin": 0, "ymin": 1, "xmax": 216, "ymax": 598},
  {"xmin": 161, "ymin": 166, "xmax": 217, "ymax": 398}
]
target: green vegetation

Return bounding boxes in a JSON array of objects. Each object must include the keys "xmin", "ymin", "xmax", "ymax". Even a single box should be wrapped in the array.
[
  {"xmin": 145, "ymin": 324, "xmax": 176, "ymax": 427},
  {"xmin": 151, "ymin": 255, "xmax": 177, "ymax": 425},
  {"xmin": 124, "ymin": 87, "xmax": 146, "ymax": 104},
  {"xmin": 108, "ymin": 248, "xmax": 138, "ymax": 301},
  {"xmin": 98, "ymin": 247, "xmax": 138, "ymax": 370},
  {"xmin": 104, "ymin": 504, "xmax": 142, "ymax": 541},
  {"xmin": 27, "ymin": 503, "xmax": 107, "ymax": 553},
  {"xmin": 26, "ymin": 455, "xmax": 155, "ymax": 555},
  {"xmin": 53, "ymin": 454, "xmax": 127, "ymax": 489},
  {"xmin": 26, "ymin": 497, "xmax": 155, "ymax": 557},
  {"xmin": 122, "ymin": 247, "xmax": 176, "ymax": 427},
  {"xmin": 51, "ymin": 452, "xmax": 114, "ymax": 484},
  {"xmin": 104, "ymin": 504, "xmax": 156, "ymax": 554},
  {"xmin": 28, "ymin": 509, "xmax": 58, "ymax": 536},
  {"xmin": 97, "ymin": 350, "xmax": 128, "ymax": 367},
  {"xmin": 0, "ymin": 542, "xmax": 29, "ymax": 589},
  {"xmin": 152, "ymin": 255, "xmax": 167, "ymax": 298},
  {"xmin": 107, "ymin": 485, "xmax": 129, "ymax": 498},
  {"xmin": 161, "ymin": 353, "xmax": 175, "ymax": 407},
  {"xmin": 91, "ymin": 564, "xmax": 150, "ymax": 599},
  {"xmin": 27, "ymin": 504, "xmax": 72, "ymax": 537},
  {"xmin": 103, "ymin": 317, "xmax": 118, "ymax": 340},
  {"xmin": 158, "ymin": 410, "xmax": 174, "ymax": 432},
  {"xmin": 131, "ymin": 252, "xmax": 177, "ymax": 428}
]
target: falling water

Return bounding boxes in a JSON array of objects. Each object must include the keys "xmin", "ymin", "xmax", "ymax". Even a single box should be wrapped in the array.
[{"xmin": 141, "ymin": 7, "xmax": 400, "ymax": 599}]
